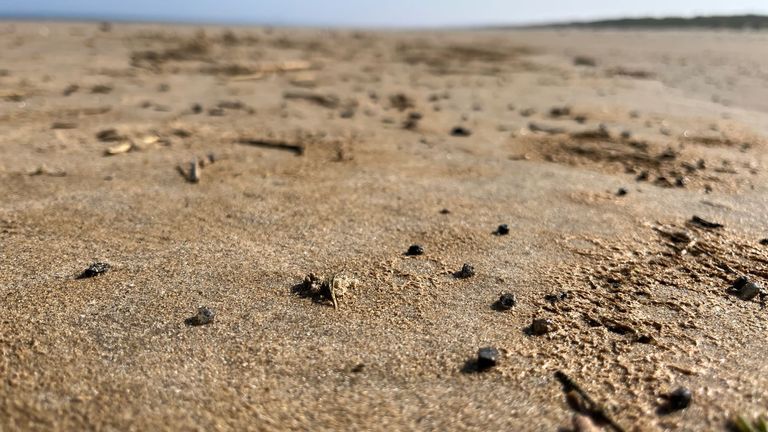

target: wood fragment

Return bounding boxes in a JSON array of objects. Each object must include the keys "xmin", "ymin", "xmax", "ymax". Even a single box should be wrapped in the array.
[{"xmin": 238, "ymin": 138, "xmax": 304, "ymax": 155}]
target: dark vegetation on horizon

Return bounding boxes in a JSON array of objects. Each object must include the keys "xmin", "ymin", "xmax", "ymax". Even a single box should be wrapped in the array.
[{"xmin": 531, "ymin": 14, "xmax": 768, "ymax": 30}]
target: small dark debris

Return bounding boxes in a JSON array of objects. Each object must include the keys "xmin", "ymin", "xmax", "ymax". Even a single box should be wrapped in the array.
[
  {"xmin": 96, "ymin": 129, "xmax": 123, "ymax": 142},
  {"xmin": 77, "ymin": 262, "xmax": 110, "ymax": 279},
  {"xmin": 185, "ymin": 306, "xmax": 215, "ymax": 326},
  {"xmin": 406, "ymin": 244, "xmax": 424, "ymax": 256},
  {"xmin": 63, "ymin": 84, "xmax": 79, "ymax": 96},
  {"xmin": 403, "ymin": 111, "xmax": 422, "ymax": 130},
  {"xmin": 389, "ymin": 93, "xmax": 415, "ymax": 112},
  {"xmin": 454, "ymin": 263, "xmax": 475, "ymax": 279},
  {"xmin": 51, "ymin": 122, "xmax": 78, "ymax": 130},
  {"xmin": 91, "ymin": 85, "xmax": 113, "ymax": 94},
  {"xmin": 339, "ymin": 107, "xmax": 356, "ymax": 118},
  {"xmin": 495, "ymin": 224, "xmax": 510, "ymax": 235},
  {"xmin": 351, "ymin": 363, "xmax": 365, "ymax": 373},
  {"xmin": 99, "ymin": 21, "xmax": 112, "ymax": 32},
  {"xmin": 659, "ymin": 387, "xmax": 692, "ymax": 413},
  {"xmin": 191, "ymin": 103, "xmax": 203, "ymax": 114},
  {"xmin": 292, "ymin": 273, "xmax": 332, "ymax": 304},
  {"xmin": 574, "ymin": 56, "xmax": 597, "ymax": 67},
  {"xmin": 157, "ymin": 83, "xmax": 170, "ymax": 92},
  {"xmin": 439, "ymin": 208, "xmax": 451, "ymax": 214},
  {"xmin": 529, "ymin": 318, "xmax": 554, "ymax": 336},
  {"xmin": 616, "ymin": 187, "xmax": 628, "ymax": 196},
  {"xmin": 476, "ymin": 347, "xmax": 500, "ymax": 371},
  {"xmin": 450, "ymin": 126, "xmax": 472, "ymax": 137},
  {"xmin": 690, "ymin": 215, "xmax": 724, "ymax": 229},
  {"xmin": 520, "ymin": 108, "xmax": 536, "ymax": 117},
  {"xmin": 529, "ymin": 122, "xmax": 565, "ymax": 135},
  {"xmin": 760, "ymin": 238, "xmax": 768, "ymax": 245},
  {"xmin": 494, "ymin": 292, "xmax": 517, "ymax": 311},
  {"xmin": 730, "ymin": 276, "xmax": 763, "ymax": 301},
  {"xmin": 555, "ymin": 371, "xmax": 625, "ymax": 432},
  {"xmin": 549, "ymin": 106, "xmax": 571, "ymax": 117},
  {"xmin": 636, "ymin": 334, "xmax": 654, "ymax": 344},
  {"xmin": 574, "ymin": 115, "xmax": 588, "ymax": 124},
  {"xmin": 636, "ymin": 171, "xmax": 649, "ymax": 182},
  {"xmin": 208, "ymin": 108, "xmax": 225, "ymax": 116},
  {"xmin": 675, "ymin": 176, "xmax": 688, "ymax": 188},
  {"xmin": 238, "ymin": 138, "xmax": 304, "ymax": 156},
  {"xmin": 172, "ymin": 129, "xmax": 192, "ymax": 138},
  {"xmin": 545, "ymin": 292, "xmax": 570, "ymax": 303}
]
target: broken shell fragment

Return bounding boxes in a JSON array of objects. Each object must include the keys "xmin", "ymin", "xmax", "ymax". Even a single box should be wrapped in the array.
[{"xmin": 105, "ymin": 142, "xmax": 132, "ymax": 156}]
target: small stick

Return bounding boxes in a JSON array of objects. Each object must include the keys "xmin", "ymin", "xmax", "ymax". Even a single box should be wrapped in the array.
[
  {"xmin": 328, "ymin": 275, "xmax": 338, "ymax": 309},
  {"xmin": 188, "ymin": 158, "xmax": 200, "ymax": 183},
  {"xmin": 554, "ymin": 371, "xmax": 626, "ymax": 432}
]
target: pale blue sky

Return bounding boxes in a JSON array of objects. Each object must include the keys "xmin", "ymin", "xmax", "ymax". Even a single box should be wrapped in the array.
[{"xmin": 2, "ymin": 0, "xmax": 768, "ymax": 27}]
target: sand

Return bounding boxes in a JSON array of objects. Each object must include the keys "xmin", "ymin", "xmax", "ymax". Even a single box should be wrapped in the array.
[{"xmin": 1, "ymin": 22, "xmax": 767, "ymax": 431}]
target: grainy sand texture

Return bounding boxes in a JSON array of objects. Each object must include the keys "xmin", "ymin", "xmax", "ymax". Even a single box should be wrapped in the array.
[{"xmin": 1, "ymin": 22, "xmax": 768, "ymax": 431}]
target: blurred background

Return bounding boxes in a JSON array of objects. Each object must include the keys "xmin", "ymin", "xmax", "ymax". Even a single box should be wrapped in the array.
[{"xmin": 2, "ymin": 0, "xmax": 768, "ymax": 27}]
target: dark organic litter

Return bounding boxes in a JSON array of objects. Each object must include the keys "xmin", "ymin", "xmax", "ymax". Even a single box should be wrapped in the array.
[
  {"xmin": 476, "ymin": 347, "xmax": 500, "ymax": 371},
  {"xmin": 660, "ymin": 387, "xmax": 692, "ymax": 412},
  {"xmin": 185, "ymin": 306, "xmax": 215, "ymax": 326},
  {"xmin": 530, "ymin": 318, "xmax": 554, "ymax": 336},
  {"xmin": 730, "ymin": 276, "xmax": 763, "ymax": 301},
  {"xmin": 77, "ymin": 262, "xmax": 111, "ymax": 279},
  {"xmin": 406, "ymin": 244, "xmax": 424, "ymax": 256},
  {"xmin": 455, "ymin": 263, "xmax": 475, "ymax": 279},
  {"xmin": 450, "ymin": 126, "xmax": 472, "ymax": 137},
  {"xmin": 495, "ymin": 224, "xmax": 510, "ymax": 235},
  {"xmin": 690, "ymin": 215, "xmax": 723, "ymax": 229},
  {"xmin": 495, "ymin": 292, "xmax": 517, "ymax": 310}
]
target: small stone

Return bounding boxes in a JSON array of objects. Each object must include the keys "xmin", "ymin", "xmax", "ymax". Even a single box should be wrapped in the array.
[
  {"xmin": 96, "ymin": 128, "xmax": 123, "ymax": 142},
  {"xmin": 530, "ymin": 318, "xmax": 554, "ymax": 336},
  {"xmin": 186, "ymin": 306, "xmax": 215, "ymax": 326},
  {"xmin": 549, "ymin": 106, "xmax": 571, "ymax": 117},
  {"xmin": 544, "ymin": 292, "xmax": 570, "ymax": 303},
  {"xmin": 78, "ymin": 262, "xmax": 110, "ymax": 279},
  {"xmin": 406, "ymin": 244, "xmax": 424, "ymax": 256},
  {"xmin": 476, "ymin": 347, "xmax": 499, "ymax": 370},
  {"xmin": 191, "ymin": 103, "xmax": 203, "ymax": 114},
  {"xmin": 495, "ymin": 224, "xmax": 510, "ymax": 235},
  {"xmin": 690, "ymin": 215, "xmax": 723, "ymax": 229},
  {"xmin": 450, "ymin": 126, "xmax": 472, "ymax": 137},
  {"xmin": 662, "ymin": 387, "xmax": 692, "ymax": 411},
  {"xmin": 496, "ymin": 292, "xmax": 517, "ymax": 310},
  {"xmin": 439, "ymin": 208, "xmax": 451, "ymax": 214},
  {"xmin": 455, "ymin": 263, "xmax": 475, "ymax": 279},
  {"xmin": 730, "ymin": 276, "xmax": 763, "ymax": 301},
  {"xmin": 620, "ymin": 130, "xmax": 632, "ymax": 140},
  {"xmin": 616, "ymin": 187, "xmax": 628, "ymax": 196},
  {"xmin": 760, "ymin": 238, "xmax": 768, "ymax": 245}
]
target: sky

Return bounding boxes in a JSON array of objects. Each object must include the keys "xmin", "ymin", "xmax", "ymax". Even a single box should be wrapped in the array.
[{"xmin": 2, "ymin": 0, "xmax": 768, "ymax": 27}]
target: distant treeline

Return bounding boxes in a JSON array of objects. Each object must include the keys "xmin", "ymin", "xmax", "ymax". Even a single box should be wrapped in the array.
[{"xmin": 539, "ymin": 15, "xmax": 768, "ymax": 30}]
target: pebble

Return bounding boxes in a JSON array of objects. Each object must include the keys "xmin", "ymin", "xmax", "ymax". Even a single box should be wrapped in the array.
[
  {"xmin": 545, "ymin": 292, "xmax": 570, "ymax": 303},
  {"xmin": 662, "ymin": 387, "xmax": 692, "ymax": 411},
  {"xmin": 691, "ymin": 215, "xmax": 723, "ymax": 229},
  {"xmin": 759, "ymin": 238, "xmax": 768, "ymax": 245},
  {"xmin": 496, "ymin": 292, "xmax": 517, "ymax": 310},
  {"xmin": 530, "ymin": 318, "xmax": 554, "ymax": 336},
  {"xmin": 476, "ymin": 347, "xmax": 500, "ymax": 370},
  {"xmin": 450, "ymin": 126, "xmax": 472, "ymax": 137},
  {"xmin": 406, "ymin": 244, "xmax": 424, "ymax": 256},
  {"xmin": 186, "ymin": 306, "xmax": 215, "ymax": 326},
  {"xmin": 455, "ymin": 263, "xmax": 475, "ymax": 279},
  {"xmin": 731, "ymin": 276, "xmax": 763, "ymax": 301},
  {"xmin": 616, "ymin": 187, "xmax": 628, "ymax": 196},
  {"xmin": 495, "ymin": 224, "xmax": 510, "ymax": 235},
  {"xmin": 78, "ymin": 262, "xmax": 111, "ymax": 279}
]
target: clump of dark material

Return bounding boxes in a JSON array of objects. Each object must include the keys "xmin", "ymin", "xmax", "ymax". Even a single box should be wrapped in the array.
[
  {"xmin": 402, "ymin": 111, "xmax": 422, "ymax": 130},
  {"xmin": 545, "ymin": 292, "xmax": 570, "ymax": 303},
  {"xmin": 476, "ymin": 347, "xmax": 500, "ymax": 371},
  {"xmin": 96, "ymin": 128, "xmax": 123, "ymax": 142},
  {"xmin": 659, "ymin": 387, "xmax": 692, "ymax": 413},
  {"xmin": 91, "ymin": 84, "xmax": 113, "ymax": 94},
  {"xmin": 574, "ymin": 56, "xmax": 597, "ymax": 67},
  {"xmin": 494, "ymin": 292, "xmax": 517, "ymax": 311},
  {"xmin": 439, "ymin": 208, "xmax": 451, "ymax": 214},
  {"xmin": 690, "ymin": 215, "xmax": 724, "ymax": 229},
  {"xmin": 760, "ymin": 238, "xmax": 768, "ymax": 245},
  {"xmin": 616, "ymin": 187, "xmax": 628, "ymax": 196},
  {"xmin": 529, "ymin": 318, "xmax": 554, "ymax": 336},
  {"xmin": 730, "ymin": 276, "xmax": 764, "ymax": 301},
  {"xmin": 450, "ymin": 126, "xmax": 472, "ymax": 137},
  {"xmin": 495, "ymin": 224, "xmax": 510, "ymax": 235},
  {"xmin": 185, "ymin": 306, "xmax": 215, "ymax": 326},
  {"xmin": 389, "ymin": 93, "xmax": 415, "ymax": 111},
  {"xmin": 77, "ymin": 262, "xmax": 111, "ymax": 279},
  {"xmin": 191, "ymin": 103, "xmax": 203, "ymax": 114},
  {"xmin": 454, "ymin": 263, "xmax": 475, "ymax": 279},
  {"xmin": 405, "ymin": 244, "xmax": 424, "ymax": 256},
  {"xmin": 549, "ymin": 106, "xmax": 571, "ymax": 117}
]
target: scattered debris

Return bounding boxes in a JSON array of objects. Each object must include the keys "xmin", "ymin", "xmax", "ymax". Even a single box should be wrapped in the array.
[
  {"xmin": 283, "ymin": 90, "xmax": 340, "ymax": 109},
  {"xmin": 91, "ymin": 84, "xmax": 113, "ymax": 94},
  {"xmin": 574, "ymin": 56, "xmax": 597, "ymax": 67},
  {"xmin": 454, "ymin": 263, "xmax": 475, "ymax": 279},
  {"xmin": 616, "ymin": 187, "xmax": 628, "ymax": 196},
  {"xmin": 237, "ymin": 138, "xmax": 304, "ymax": 156},
  {"xmin": 389, "ymin": 93, "xmax": 415, "ymax": 111},
  {"xmin": 450, "ymin": 126, "xmax": 472, "ymax": 137},
  {"xmin": 494, "ymin": 292, "xmax": 517, "ymax": 311},
  {"xmin": 555, "ymin": 371, "xmax": 626, "ymax": 432},
  {"xmin": 476, "ymin": 347, "xmax": 500, "ymax": 371},
  {"xmin": 690, "ymin": 215, "xmax": 724, "ymax": 229},
  {"xmin": 405, "ymin": 244, "xmax": 424, "ymax": 256},
  {"xmin": 185, "ymin": 306, "xmax": 215, "ymax": 326},
  {"xmin": 549, "ymin": 106, "xmax": 571, "ymax": 117},
  {"xmin": 730, "ymin": 276, "xmax": 764, "ymax": 301},
  {"xmin": 293, "ymin": 273, "xmax": 358, "ymax": 309},
  {"xmin": 658, "ymin": 387, "xmax": 692, "ymax": 413},
  {"xmin": 607, "ymin": 67, "xmax": 654, "ymax": 79},
  {"xmin": 77, "ymin": 262, "xmax": 111, "ymax": 279},
  {"xmin": 495, "ymin": 224, "xmax": 510, "ymax": 235},
  {"xmin": 529, "ymin": 318, "xmax": 555, "ymax": 335},
  {"xmin": 51, "ymin": 121, "xmax": 78, "ymax": 130},
  {"xmin": 545, "ymin": 292, "xmax": 570, "ymax": 303},
  {"xmin": 96, "ymin": 128, "xmax": 124, "ymax": 142},
  {"xmin": 402, "ymin": 111, "xmax": 422, "ymax": 130}
]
